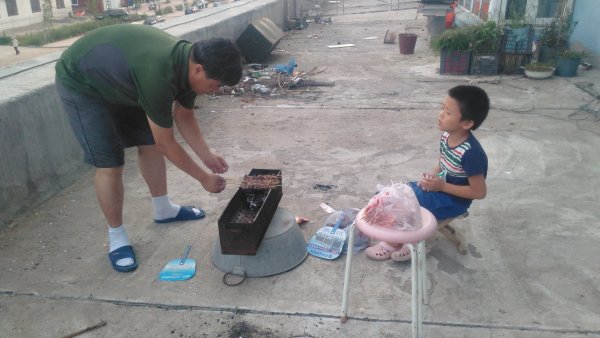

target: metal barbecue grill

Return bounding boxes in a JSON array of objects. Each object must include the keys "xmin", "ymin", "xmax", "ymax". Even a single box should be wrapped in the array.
[{"xmin": 212, "ymin": 169, "xmax": 307, "ymax": 278}]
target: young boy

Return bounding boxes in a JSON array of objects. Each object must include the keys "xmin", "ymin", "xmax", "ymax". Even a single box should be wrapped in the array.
[{"xmin": 366, "ymin": 85, "xmax": 489, "ymax": 261}]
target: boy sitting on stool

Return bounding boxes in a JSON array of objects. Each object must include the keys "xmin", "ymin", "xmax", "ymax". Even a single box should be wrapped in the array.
[{"xmin": 366, "ymin": 85, "xmax": 490, "ymax": 261}]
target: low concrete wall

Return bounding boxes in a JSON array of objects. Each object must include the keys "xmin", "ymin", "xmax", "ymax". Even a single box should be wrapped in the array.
[
  {"xmin": 0, "ymin": 0, "xmax": 298, "ymax": 227},
  {"xmin": 0, "ymin": 81, "xmax": 88, "ymax": 227}
]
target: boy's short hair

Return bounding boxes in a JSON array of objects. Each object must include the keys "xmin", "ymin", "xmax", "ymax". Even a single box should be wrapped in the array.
[
  {"xmin": 448, "ymin": 85, "xmax": 489, "ymax": 130},
  {"xmin": 191, "ymin": 38, "xmax": 242, "ymax": 86}
]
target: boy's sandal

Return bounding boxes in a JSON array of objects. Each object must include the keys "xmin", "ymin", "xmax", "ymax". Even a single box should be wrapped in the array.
[
  {"xmin": 390, "ymin": 244, "xmax": 431, "ymax": 262},
  {"xmin": 365, "ymin": 242, "xmax": 397, "ymax": 261},
  {"xmin": 108, "ymin": 245, "xmax": 138, "ymax": 273}
]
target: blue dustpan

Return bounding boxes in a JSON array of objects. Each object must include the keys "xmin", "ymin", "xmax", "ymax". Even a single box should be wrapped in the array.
[
  {"xmin": 158, "ymin": 245, "xmax": 196, "ymax": 281},
  {"xmin": 307, "ymin": 212, "xmax": 346, "ymax": 260}
]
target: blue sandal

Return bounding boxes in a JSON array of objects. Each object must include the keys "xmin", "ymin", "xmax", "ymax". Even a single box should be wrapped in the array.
[
  {"xmin": 155, "ymin": 206, "xmax": 206, "ymax": 224},
  {"xmin": 108, "ymin": 245, "xmax": 138, "ymax": 273}
]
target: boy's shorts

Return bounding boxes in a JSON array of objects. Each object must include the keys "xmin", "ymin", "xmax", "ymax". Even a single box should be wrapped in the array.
[
  {"xmin": 408, "ymin": 182, "xmax": 470, "ymax": 220},
  {"xmin": 56, "ymin": 79, "xmax": 155, "ymax": 168}
]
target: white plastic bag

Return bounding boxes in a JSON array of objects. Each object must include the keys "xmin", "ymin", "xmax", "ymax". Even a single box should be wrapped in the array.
[{"xmin": 361, "ymin": 183, "xmax": 422, "ymax": 230}]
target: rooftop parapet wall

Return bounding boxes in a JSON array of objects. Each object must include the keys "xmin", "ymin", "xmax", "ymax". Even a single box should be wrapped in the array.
[{"xmin": 0, "ymin": 0, "xmax": 287, "ymax": 227}]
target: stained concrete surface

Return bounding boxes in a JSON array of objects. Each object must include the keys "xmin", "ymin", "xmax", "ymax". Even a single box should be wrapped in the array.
[{"xmin": 2, "ymin": 5, "xmax": 600, "ymax": 338}]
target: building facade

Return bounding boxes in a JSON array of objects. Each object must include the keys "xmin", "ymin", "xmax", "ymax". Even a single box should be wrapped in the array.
[{"xmin": 0, "ymin": 0, "xmax": 132, "ymax": 33}]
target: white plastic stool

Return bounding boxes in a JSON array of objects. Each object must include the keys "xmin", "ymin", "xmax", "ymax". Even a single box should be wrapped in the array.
[{"xmin": 340, "ymin": 207, "xmax": 438, "ymax": 338}]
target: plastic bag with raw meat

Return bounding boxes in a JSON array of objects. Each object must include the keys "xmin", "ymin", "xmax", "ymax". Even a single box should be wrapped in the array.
[{"xmin": 361, "ymin": 183, "xmax": 422, "ymax": 230}]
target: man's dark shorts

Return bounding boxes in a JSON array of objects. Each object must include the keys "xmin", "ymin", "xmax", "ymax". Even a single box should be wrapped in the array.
[{"xmin": 56, "ymin": 79, "xmax": 155, "ymax": 168}]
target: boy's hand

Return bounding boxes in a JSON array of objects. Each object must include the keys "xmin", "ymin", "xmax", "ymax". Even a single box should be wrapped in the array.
[{"xmin": 418, "ymin": 173, "xmax": 444, "ymax": 192}]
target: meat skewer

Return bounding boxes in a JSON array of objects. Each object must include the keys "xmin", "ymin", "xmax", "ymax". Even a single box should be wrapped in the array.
[{"xmin": 225, "ymin": 174, "xmax": 282, "ymax": 190}]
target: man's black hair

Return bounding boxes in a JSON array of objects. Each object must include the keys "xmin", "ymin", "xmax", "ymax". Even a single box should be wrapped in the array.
[
  {"xmin": 448, "ymin": 85, "xmax": 490, "ymax": 130},
  {"xmin": 191, "ymin": 38, "xmax": 242, "ymax": 86}
]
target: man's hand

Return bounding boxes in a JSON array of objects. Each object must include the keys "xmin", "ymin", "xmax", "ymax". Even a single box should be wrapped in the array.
[
  {"xmin": 201, "ymin": 173, "xmax": 226, "ymax": 193},
  {"xmin": 202, "ymin": 152, "xmax": 229, "ymax": 174}
]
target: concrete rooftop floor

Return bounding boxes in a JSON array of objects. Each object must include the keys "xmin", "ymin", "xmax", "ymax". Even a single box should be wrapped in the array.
[{"xmin": 1, "ymin": 5, "xmax": 600, "ymax": 338}]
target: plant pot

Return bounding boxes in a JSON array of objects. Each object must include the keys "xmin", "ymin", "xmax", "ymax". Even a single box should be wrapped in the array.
[
  {"xmin": 440, "ymin": 50, "xmax": 471, "ymax": 75},
  {"xmin": 524, "ymin": 68, "xmax": 554, "ymax": 79},
  {"xmin": 555, "ymin": 57, "xmax": 581, "ymax": 77},
  {"xmin": 469, "ymin": 52, "xmax": 499, "ymax": 75},
  {"xmin": 398, "ymin": 33, "xmax": 417, "ymax": 54}
]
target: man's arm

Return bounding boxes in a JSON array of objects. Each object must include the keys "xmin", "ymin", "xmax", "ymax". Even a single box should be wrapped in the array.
[
  {"xmin": 172, "ymin": 102, "xmax": 228, "ymax": 174},
  {"xmin": 146, "ymin": 115, "xmax": 225, "ymax": 193}
]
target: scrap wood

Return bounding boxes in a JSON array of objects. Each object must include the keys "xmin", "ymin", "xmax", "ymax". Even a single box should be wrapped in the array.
[
  {"xmin": 62, "ymin": 320, "xmax": 107, "ymax": 338},
  {"xmin": 288, "ymin": 79, "xmax": 335, "ymax": 88},
  {"xmin": 304, "ymin": 66, "xmax": 328, "ymax": 76},
  {"xmin": 327, "ymin": 44, "xmax": 355, "ymax": 48}
]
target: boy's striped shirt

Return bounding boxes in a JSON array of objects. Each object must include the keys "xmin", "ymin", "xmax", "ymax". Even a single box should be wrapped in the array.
[{"xmin": 439, "ymin": 132, "xmax": 471, "ymax": 178}]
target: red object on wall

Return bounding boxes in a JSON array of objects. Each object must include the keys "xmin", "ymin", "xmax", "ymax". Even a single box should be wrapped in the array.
[
  {"xmin": 445, "ymin": 1, "xmax": 457, "ymax": 28},
  {"xmin": 445, "ymin": 12, "xmax": 455, "ymax": 28}
]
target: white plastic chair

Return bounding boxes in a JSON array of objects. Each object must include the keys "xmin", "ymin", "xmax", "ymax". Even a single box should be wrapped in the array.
[{"xmin": 340, "ymin": 207, "xmax": 438, "ymax": 338}]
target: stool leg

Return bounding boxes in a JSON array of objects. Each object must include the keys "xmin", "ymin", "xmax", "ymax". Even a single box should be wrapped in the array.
[
  {"xmin": 340, "ymin": 222, "xmax": 356, "ymax": 323},
  {"xmin": 409, "ymin": 243, "xmax": 419, "ymax": 338},
  {"xmin": 420, "ymin": 241, "xmax": 429, "ymax": 305},
  {"xmin": 417, "ymin": 241, "xmax": 425, "ymax": 336}
]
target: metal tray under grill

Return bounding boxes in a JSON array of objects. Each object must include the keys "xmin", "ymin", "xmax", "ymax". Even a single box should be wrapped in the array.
[{"xmin": 217, "ymin": 169, "xmax": 282, "ymax": 255}]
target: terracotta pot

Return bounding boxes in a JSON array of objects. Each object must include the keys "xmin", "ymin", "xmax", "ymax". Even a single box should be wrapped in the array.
[{"xmin": 398, "ymin": 33, "xmax": 417, "ymax": 54}]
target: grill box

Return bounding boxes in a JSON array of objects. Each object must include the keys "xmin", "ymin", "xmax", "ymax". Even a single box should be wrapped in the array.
[{"xmin": 217, "ymin": 169, "xmax": 282, "ymax": 255}]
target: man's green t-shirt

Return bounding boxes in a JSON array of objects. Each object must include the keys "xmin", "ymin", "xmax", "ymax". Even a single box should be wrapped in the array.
[{"xmin": 55, "ymin": 24, "xmax": 195, "ymax": 128}]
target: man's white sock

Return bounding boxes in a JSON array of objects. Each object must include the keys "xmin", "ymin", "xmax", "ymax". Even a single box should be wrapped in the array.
[
  {"xmin": 152, "ymin": 195, "xmax": 180, "ymax": 220},
  {"xmin": 153, "ymin": 195, "xmax": 202, "ymax": 220},
  {"xmin": 108, "ymin": 225, "xmax": 134, "ymax": 267}
]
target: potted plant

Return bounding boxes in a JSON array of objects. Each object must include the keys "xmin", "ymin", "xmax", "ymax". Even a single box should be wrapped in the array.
[
  {"xmin": 468, "ymin": 21, "xmax": 502, "ymax": 75},
  {"xmin": 554, "ymin": 49, "xmax": 585, "ymax": 77},
  {"xmin": 524, "ymin": 62, "xmax": 555, "ymax": 79},
  {"xmin": 538, "ymin": 9, "xmax": 577, "ymax": 62},
  {"xmin": 431, "ymin": 26, "xmax": 473, "ymax": 75}
]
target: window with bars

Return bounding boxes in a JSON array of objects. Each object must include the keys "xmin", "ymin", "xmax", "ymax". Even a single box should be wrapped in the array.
[
  {"xmin": 56, "ymin": 0, "xmax": 66, "ymax": 9},
  {"xmin": 536, "ymin": 0, "xmax": 567, "ymax": 18},
  {"xmin": 505, "ymin": 0, "xmax": 527, "ymax": 20},
  {"xmin": 473, "ymin": 0, "xmax": 480, "ymax": 15},
  {"xmin": 6, "ymin": 0, "xmax": 19, "ymax": 16},
  {"xmin": 458, "ymin": 0, "xmax": 491, "ymax": 21},
  {"xmin": 465, "ymin": 0, "xmax": 473, "ymax": 10},
  {"xmin": 31, "ymin": 0, "xmax": 42, "ymax": 12}
]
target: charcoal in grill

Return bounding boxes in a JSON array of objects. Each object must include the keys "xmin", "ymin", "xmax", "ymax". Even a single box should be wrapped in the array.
[{"xmin": 245, "ymin": 191, "xmax": 266, "ymax": 211}]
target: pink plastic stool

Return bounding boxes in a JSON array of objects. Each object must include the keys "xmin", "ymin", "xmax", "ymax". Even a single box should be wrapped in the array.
[{"xmin": 340, "ymin": 207, "xmax": 438, "ymax": 338}]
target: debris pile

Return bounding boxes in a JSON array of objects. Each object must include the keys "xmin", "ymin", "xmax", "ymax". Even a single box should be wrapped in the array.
[{"xmin": 219, "ymin": 58, "xmax": 334, "ymax": 101}]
